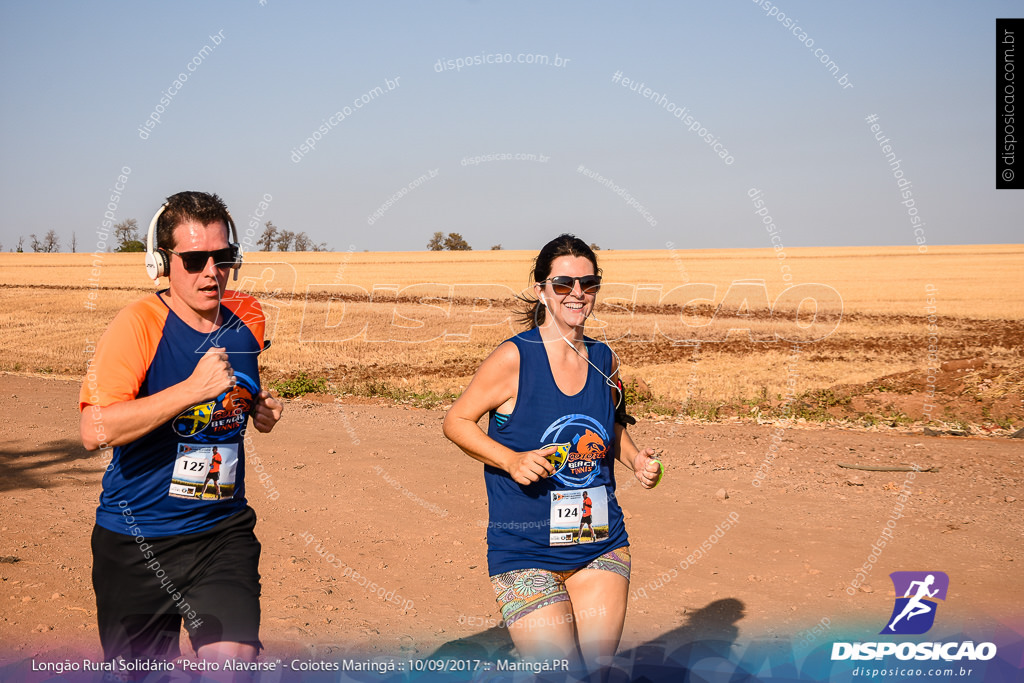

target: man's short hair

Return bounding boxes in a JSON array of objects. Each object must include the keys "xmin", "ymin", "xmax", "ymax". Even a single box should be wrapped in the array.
[{"xmin": 156, "ymin": 191, "xmax": 232, "ymax": 250}]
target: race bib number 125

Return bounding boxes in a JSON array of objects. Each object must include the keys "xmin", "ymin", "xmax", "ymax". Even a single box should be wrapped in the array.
[{"xmin": 168, "ymin": 443, "xmax": 238, "ymax": 501}]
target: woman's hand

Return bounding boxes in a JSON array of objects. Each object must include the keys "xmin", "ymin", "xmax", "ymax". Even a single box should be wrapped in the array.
[
  {"xmin": 251, "ymin": 389, "xmax": 283, "ymax": 433},
  {"xmin": 633, "ymin": 448, "xmax": 663, "ymax": 489},
  {"xmin": 505, "ymin": 446, "xmax": 557, "ymax": 485}
]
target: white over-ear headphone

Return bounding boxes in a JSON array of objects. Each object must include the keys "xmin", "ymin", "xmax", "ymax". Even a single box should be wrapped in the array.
[{"xmin": 144, "ymin": 202, "xmax": 243, "ymax": 285}]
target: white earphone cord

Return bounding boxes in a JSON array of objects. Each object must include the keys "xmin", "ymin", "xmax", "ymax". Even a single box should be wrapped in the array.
[{"xmin": 541, "ymin": 296, "xmax": 623, "ymax": 411}]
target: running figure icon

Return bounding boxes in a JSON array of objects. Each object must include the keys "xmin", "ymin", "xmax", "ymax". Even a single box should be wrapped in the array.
[
  {"xmin": 201, "ymin": 446, "xmax": 223, "ymax": 500},
  {"xmin": 575, "ymin": 491, "xmax": 594, "ymax": 543},
  {"xmin": 888, "ymin": 574, "xmax": 938, "ymax": 631}
]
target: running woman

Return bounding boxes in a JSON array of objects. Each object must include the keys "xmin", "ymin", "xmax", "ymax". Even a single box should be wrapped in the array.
[{"xmin": 443, "ymin": 234, "xmax": 662, "ymax": 676}]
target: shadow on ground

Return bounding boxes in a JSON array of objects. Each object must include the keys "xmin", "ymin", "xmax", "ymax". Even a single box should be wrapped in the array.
[
  {"xmin": 425, "ymin": 598, "xmax": 749, "ymax": 681},
  {"xmin": 0, "ymin": 438, "xmax": 102, "ymax": 492}
]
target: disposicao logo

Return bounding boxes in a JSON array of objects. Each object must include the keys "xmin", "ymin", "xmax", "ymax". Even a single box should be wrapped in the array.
[
  {"xmin": 831, "ymin": 571, "xmax": 997, "ymax": 663},
  {"xmin": 881, "ymin": 571, "xmax": 949, "ymax": 635}
]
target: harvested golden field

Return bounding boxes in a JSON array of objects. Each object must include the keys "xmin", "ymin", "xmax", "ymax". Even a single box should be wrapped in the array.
[{"xmin": 1, "ymin": 244, "xmax": 1021, "ymax": 429}]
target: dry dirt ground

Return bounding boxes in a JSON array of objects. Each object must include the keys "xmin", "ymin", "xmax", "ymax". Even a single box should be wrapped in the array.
[{"xmin": 1, "ymin": 374, "xmax": 1022, "ymax": 681}]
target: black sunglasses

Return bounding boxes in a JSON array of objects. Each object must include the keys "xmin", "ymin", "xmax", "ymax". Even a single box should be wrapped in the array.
[
  {"xmin": 539, "ymin": 275, "xmax": 602, "ymax": 295},
  {"xmin": 166, "ymin": 246, "xmax": 238, "ymax": 274}
]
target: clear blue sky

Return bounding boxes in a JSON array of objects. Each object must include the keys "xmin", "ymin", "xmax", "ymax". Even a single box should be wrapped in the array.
[{"xmin": 0, "ymin": 1, "xmax": 1018, "ymax": 252}]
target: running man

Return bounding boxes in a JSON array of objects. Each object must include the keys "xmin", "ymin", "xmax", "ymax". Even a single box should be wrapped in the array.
[
  {"xmin": 575, "ymin": 490, "xmax": 594, "ymax": 543},
  {"xmin": 889, "ymin": 574, "xmax": 939, "ymax": 631},
  {"xmin": 80, "ymin": 191, "xmax": 283, "ymax": 675},
  {"xmin": 201, "ymin": 446, "xmax": 223, "ymax": 500}
]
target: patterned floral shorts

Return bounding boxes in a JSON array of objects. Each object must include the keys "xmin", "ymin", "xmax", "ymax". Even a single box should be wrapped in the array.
[{"xmin": 489, "ymin": 547, "xmax": 630, "ymax": 626}]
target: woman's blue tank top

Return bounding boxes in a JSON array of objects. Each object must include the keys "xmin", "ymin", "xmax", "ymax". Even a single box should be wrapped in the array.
[{"xmin": 484, "ymin": 326, "xmax": 629, "ymax": 574}]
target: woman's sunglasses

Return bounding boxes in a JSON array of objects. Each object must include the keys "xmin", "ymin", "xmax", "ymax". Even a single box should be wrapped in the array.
[
  {"xmin": 166, "ymin": 246, "xmax": 238, "ymax": 274},
  {"xmin": 538, "ymin": 275, "xmax": 602, "ymax": 296}
]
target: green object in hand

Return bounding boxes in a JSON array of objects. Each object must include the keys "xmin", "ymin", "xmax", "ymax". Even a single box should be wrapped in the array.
[{"xmin": 650, "ymin": 457, "xmax": 664, "ymax": 488}]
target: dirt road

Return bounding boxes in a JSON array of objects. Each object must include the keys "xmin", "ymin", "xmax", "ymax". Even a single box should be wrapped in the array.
[{"xmin": 1, "ymin": 374, "xmax": 1021, "ymax": 680}]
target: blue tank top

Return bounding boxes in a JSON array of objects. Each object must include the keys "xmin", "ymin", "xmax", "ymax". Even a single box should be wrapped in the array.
[{"xmin": 484, "ymin": 327, "xmax": 629, "ymax": 574}]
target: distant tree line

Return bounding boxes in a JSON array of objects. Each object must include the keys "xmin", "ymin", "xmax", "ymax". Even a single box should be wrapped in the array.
[
  {"xmin": 114, "ymin": 219, "xmax": 144, "ymax": 252},
  {"xmin": 8, "ymin": 224, "xmax": 611, "ymax": 254},
  {"xmin": 16, "ymin": 231, "xmax": 62, "ymax": 253},
  {"xmin": 425, "ymin": 235, "xmax": 598, "ymax": 251},
  {"xmin": 8, "ymin": 218, "xmax": 329, "ymax": 253},
  {"xmin": 256, "ymin": 221, "xmax": 328, "ymax": 252},
  {"xmin": 427, "ymin": 232, "xmax": 472, "ymax": 251}
]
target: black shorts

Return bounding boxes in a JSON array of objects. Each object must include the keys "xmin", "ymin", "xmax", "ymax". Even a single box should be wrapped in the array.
[
  {"xmin": 204, "ymin": 471, "xmax": 220, "ymax": 483},
  {"xmin": 92, "ymin": 506, "xmax": 262, "ymax": 661},
  {"xmin": 581, "ymin": 515, "xmax": 593, "ymax": 525}
]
